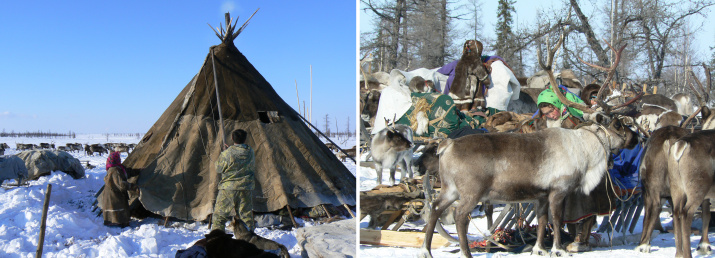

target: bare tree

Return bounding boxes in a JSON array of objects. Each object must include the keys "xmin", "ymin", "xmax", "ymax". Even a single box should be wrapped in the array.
[
  {"xmin": 323, "ymin": 114, "xmax": 331, "ymax": 135},
  {"xmin": 346, "ymin": 116, "xmax": 351, "ymax": 137},
  {"xmin": 362, "ymin": 0, "xmax": 464, "ymax": 71},
  {"xmin": 465, "ymin": 0, "xmax": 485, "ymax": 41},
  {"xmin": 410, "ymin": 0, "xmax": 456, "ymax": 68},
  {"xmin": 529, "ymin": 0, "xmax": 713, "ymax": 92},
  {"xmin": 361, "ymin": 0, "xmax": 408, "ymax": 72}
]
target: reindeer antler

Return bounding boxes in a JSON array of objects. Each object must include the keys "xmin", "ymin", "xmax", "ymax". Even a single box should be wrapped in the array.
[
  {"xmin": 538, "ymin": 28, "xmax": 598, "ymax": 113},
  {"xmin": 688, "ymin": 64, "xmax": 711, "ymax": 108},
  {"xmin": 577, "ymin": 39, "xmax": 627, "ymax": 113},
  {"xmin": 384, "ymin": 114, "xmax": 399, "ymax": 132}
]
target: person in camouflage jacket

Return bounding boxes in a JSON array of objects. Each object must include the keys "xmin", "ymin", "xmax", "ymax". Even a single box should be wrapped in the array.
[{"xmin": 211, "ymin": 129, "xmax": 256, "ymax": 232}]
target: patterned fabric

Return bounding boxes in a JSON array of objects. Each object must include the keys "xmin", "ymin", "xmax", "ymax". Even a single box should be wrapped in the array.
[
  {"xmin": 396, "ymin": 92, "xmax": 472, "ymax": 138},
  {"xmin": 211, "ymin": 190, "xmax": 254, "ymax": 232},
  {"xmin": 215, "ymin": 144, "xmax": 255, "ymax": 191},
  {"xmin": 106, "ymin": 152, "xmax": 126, "ymax": 177}
]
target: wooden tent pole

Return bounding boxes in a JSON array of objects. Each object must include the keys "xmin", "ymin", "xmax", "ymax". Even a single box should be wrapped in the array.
[
  {"xmin": 295, "ymin": 80, "xmax": 301, "ymax": 116},
  {"xmin": 211, "ymin": 48, "xmax": 227, "ymax": 147},
  {"xmin": 297, "ymin": 113, "xmax": 356, "ymax": 163},
  {"xmin": 285, "ymin": 205, "xmax": 300, "ymax": 228},
  {"xmin": 36, "ymin": 184, "xmax": 52, "ymax": 258},
  {"xmin": 344, "ymin": 204, "xmax": 355, "ymax": 218},
  {"xmin": 208, "ymin": 47, "xmax": 226, "ymax": 231}
]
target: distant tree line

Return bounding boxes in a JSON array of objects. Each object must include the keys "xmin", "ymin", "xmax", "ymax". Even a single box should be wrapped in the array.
[
  {"xmin": 320, "ymin": 114, "xmax": 355, "ymax": 139},
  {"xmin": 0, "ymin": 130, "xmax": 77, "ymax": 138},
  {"xmin": 306, "ymin": 115, "xmax": 355, "ymax": 141},
  {"xmin": 102, "ymin": 133, "xmax": 144, "ymax": 139}
]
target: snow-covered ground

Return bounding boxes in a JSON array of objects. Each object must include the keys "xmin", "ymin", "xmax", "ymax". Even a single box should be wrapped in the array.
[
  {"xmin": 0, "ymin": 134, "xmax": 356, "ymax": 257},
  {"xmin": 358, "ymin": 151, "xmax": 708, "ymax": 258}
]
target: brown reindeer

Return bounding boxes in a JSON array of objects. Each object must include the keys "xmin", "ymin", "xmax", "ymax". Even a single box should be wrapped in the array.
[
  {"xmin": 636, "ymin": 104, "xmax": 683, "ymax": 133},
  {"xmin": 420, "ymin": 118, "xmax": 639, "ymax": 258},
  {"xmin": 637, "ymin": 68, "xmax": 715, "ymax": 253},
  {"xmin": 636, "ymin": 125, "xmax": 689, "ymax": 253},
  {"xmin": 651, "ymin": 65, "xmax": 715, "ymax": 258},
  {"xmin": 360, "ymin": 89, "xmax": 381, "ymax": 127},
  {"xmin": 449, "ymin": 40, "xmax": 491, "ymax": 112},
  {"xmin": 113, "ymin": 145, "xmax": 131, "ymax": 154},
  {"xmin": 667, "ymin": 130, "xmax": 715, "ymax": 258},
  {"xmin": 421, "ymin": 31, "xmax": 642, "ymax": 257}
]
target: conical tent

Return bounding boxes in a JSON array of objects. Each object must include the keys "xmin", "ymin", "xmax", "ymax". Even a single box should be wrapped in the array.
[{"xmin": 122, "ymin": 13, "xmax": 355, "ymax": 221}]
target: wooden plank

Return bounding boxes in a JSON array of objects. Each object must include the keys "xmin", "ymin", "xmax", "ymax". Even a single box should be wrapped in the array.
[
  {"xmin": 391, "ymin": 208, "xmax": 417, "ymax": 231},
  {"xmin": 360, "ymin": 229, "xmax": 451, "ymax": 248},
  {"xmin": 381, "ymin": 210, "xmax": 405, "ymax": 230}
]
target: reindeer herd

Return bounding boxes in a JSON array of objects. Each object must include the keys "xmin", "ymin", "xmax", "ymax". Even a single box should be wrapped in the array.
[
  {"xmin": 362, "ymin": 30, "xmax": 715, "ymax": 257},
  {"xmin": 1, "ymin": 142, "xmax": 136, "ymax": 156}
]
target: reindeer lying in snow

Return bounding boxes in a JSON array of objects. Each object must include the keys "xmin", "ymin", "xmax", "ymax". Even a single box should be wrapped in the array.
[{"xmin": 421, "ymin": 119, "xmax": 639, "ymax": 257}]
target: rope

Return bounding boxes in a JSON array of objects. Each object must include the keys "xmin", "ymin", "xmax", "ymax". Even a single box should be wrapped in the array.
[
  {"xmin": 469, "ymin": 215, "xmax": 512, "ymax": 251},
  {"xmin": 407, "ymin": 98, "xmax": 433, "ymax": 132},
  {"xmin": 586, "ymin": 121, "xmax": 640, "ymax": 247}
]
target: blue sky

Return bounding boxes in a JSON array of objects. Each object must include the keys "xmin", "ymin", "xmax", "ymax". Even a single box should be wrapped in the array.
[{"xmin": 0, "ymin": 1, "xmax": 357, "ymax": 134}]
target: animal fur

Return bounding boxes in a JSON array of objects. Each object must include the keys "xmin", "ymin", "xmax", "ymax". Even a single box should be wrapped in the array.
[
  {"xmin": 449, "ymin": 40, "xmax": 490, "ymax": 110},
  {"xmin": 421, "ymin": 120, "xmax": 638, "ymax": 258},
  {"xmin": 203, "ymin": 229, "xmax": 280, "ymax": 258},
  {"xmin": 636, "ymin": 104, "xmax": 683, "ymax": 133},
  {"xmin": 371, "ymin": 124, "xmax": 414, "ymax": 185},
  {"xmin": 415, "ymin": 111, "xmax": 429, "ymax": 136},
  {"xmin": 360, "ymin": 185, "xmax": 421, "ymax": 229},
  {"xmin": 579, "ymin": 84, "xmax": 603, "ymax": 107},
  {"xmin": 672, "ymin": 93, "xmax": 694, "ymax": 116},
  {"xmin": 667, "ymin": 130, "xmax": 715, "ymax": 258},
  {"xmin": 408, "ymin": 76, "xmax": 428, "ymax": 93},
  {"xmin": 636, "ymin": 126, "xmax": 688, "ymax": 253},
  {"xmin": 641, "ymin": 107, "xmax": 715, "ymax": 256},
  {"xmin": 231, "ymin": 217, "xmax": 289, "ymax": 258},
  {"xmin": 639, "ymin": 94, "xmax": 678, "ymax": 111},
  {"xmin": 360, "ymin": 89, "xmax": 381, "ymax": 127},
  {"xmin": 415, "ymin": 141, "xmax": 440, "ymax": 178}
]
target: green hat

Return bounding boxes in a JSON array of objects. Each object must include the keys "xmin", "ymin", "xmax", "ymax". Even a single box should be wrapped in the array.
[
  {"xmin": 537, "ymin": 88, "xmax": 585, "ymax": 118},
  {"xmin": 537, "ymin": 89, "xmax": 562, "ymax": 109}
]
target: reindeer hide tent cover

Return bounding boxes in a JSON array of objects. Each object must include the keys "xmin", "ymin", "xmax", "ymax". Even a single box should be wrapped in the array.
[{"xmin": 120, "ymin": 14, "xmax": 355, "ymax": 221}]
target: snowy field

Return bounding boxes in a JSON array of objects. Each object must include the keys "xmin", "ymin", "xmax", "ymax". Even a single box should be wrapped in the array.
[
  {"xmin": 0, "ymin": 134, "xmax": 356, "ymax": 257},
  {"xmin": 358, "ymin": 151, "xmax": 709, "ymax": 258}
]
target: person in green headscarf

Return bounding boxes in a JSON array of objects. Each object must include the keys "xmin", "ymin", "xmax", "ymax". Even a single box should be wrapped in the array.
[{"xmin": 537, "ymin": 86, "xmax": 586, "ymax": 121}]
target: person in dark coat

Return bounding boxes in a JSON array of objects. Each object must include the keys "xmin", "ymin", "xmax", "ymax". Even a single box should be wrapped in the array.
[{"xmin": 101, "ymin": 152, "xmax": 136, "ymax": 227}]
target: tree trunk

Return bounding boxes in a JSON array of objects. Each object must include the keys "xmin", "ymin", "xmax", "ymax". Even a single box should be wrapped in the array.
[{"xmin": 570, "ymin": 0, "xmax": 610, "ymax": 66}]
